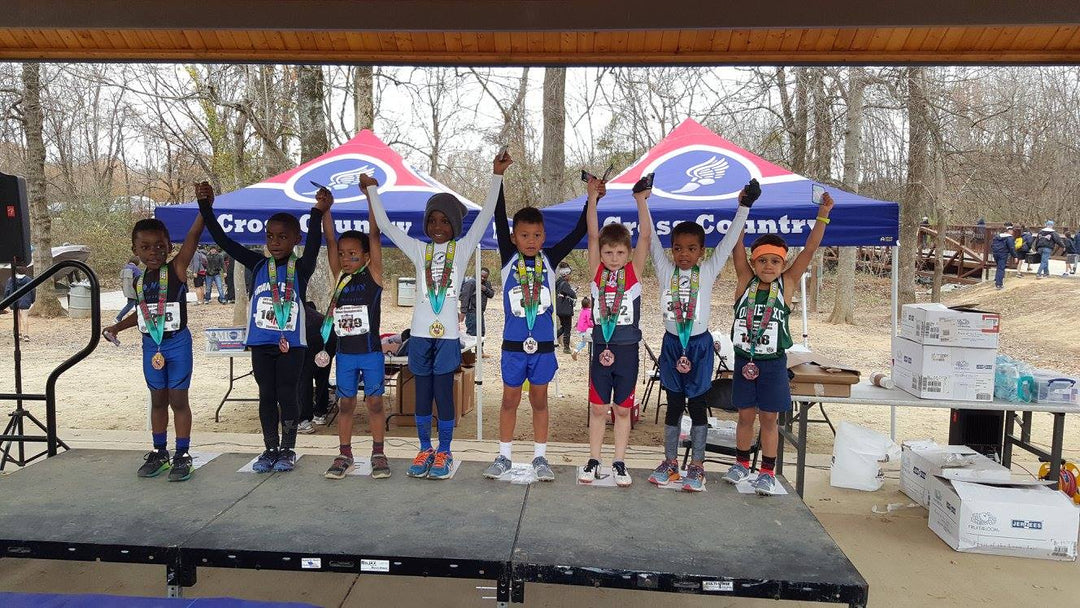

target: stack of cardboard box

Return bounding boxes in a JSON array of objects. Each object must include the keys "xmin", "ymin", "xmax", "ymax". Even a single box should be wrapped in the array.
[
  {"xmin": 892, "ymin": 304, "xmax": 1000, "ymax": 402},
  {"xmin": 393, "ymin": 351, "xmax": 476, "ymax": 427}
]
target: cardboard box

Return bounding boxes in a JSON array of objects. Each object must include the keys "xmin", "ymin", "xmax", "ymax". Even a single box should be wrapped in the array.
[
  {"xmin": 900, "ymin": 440, "xmax": 1012, "ymax": 508},
  {"xmin": 892, "ymin": 336, "xmax": 996, "ymax": 401},
  {"xmin": 928, "ymin": 475, "xmax": 1079, "ymax": 561},
  {"xmin": 899, "ymin": 303, "xmax": 1000, "ymax": 349},
  {"xmin": 458, "ymin": 366, "xmax": 475, "ymax": 417},
  {"xmin": 394, "ymin": 367, "xmax": 470, "ymax": 426},
  {"xmin": 786, "ymin": 352, "xmax": 861, "ymax": 398}
]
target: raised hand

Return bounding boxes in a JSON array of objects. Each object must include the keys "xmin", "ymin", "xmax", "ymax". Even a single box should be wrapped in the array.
[
  {"xmin": 819, "ymin": 191, "xmax": 834, "ymax": 215},
  {"xmin": 358, "ymin": 173, "xmax": 379, "ymax": 191},
  {"xmin": 196, "ymin": 181, "xmax": 215, "ymax": 206},
  {"xmin": 315, "ymin": 187, "xmax": 333, "ymax": 211},
  {"xmin": 738, "ymin": 178, "xmax": 761, "ymax": 208},
  {"xmin": 493, "ymin": 151, "xmax": 514, "ymax": 175}
]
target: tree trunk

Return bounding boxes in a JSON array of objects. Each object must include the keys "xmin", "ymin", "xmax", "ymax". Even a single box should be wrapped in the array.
[
  {"xmin": 353, "ymin": 66, "xmax": 374, "ymax": 134},
  {"xmin": 829, "ymin": 68, "xmax": 867, "ymax": 325},
  {"xmin": 931, "ymin": 213, "xmax": 947, "ymax": 302},
  {"xmin": 791, "ymin": 67, "xmax": 810, "ymax": 175},
  {"xmin": 21, "ymin": 63, "xmax": 64, "ymax": 318},
  {"xmin": 899, "ymin": 67, "xmax": 931, "ymax": 310},
  {"xmin": 540, "ymin": 67, "xmax": 566, "ymax": 206},
  {"xmin": 297, "ymin": 65, "xmax": 332, "ymax": 310},
  {"xmin": 806, "ymin": 68, "xmax": 831, "ymax": 313}
]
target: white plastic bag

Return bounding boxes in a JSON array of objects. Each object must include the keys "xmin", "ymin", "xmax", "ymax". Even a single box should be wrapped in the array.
[{"xmin": 830, "ymin": 421, "xmax": 901, "ymax": 491}]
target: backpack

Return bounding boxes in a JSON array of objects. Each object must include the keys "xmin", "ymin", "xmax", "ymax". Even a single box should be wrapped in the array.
[{"xmin": 120, "ymin": 265, "xmax": 137, "ymax": 299}]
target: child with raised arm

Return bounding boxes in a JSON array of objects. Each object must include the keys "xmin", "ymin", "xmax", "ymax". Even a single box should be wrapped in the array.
[
  {"xmin": 368, "ymin": 150, "xmax": 508, "ymax": 480},
  {"xmin": 723, "ymin": 191, "xmax": 835, "ymax": 495},
  {"xmin": 198, "ymin": 182, "xmax": 330, "ymax": 473},
  {"xmin": 579, "ymin": 174, "xmax": 652, "ymax": 487},
  {"xmin": 480, "ymin": 169, "xmax": 594, "ymax": 482},
  {"xmin": 645, "ymin": 180, "xmax": 758, "ymax": 492},
  {"xmin": 319, "ymin": 176, "xmax": 391, "ymax": 480},
  {"xmin": 102, "ymin": 184, "xmax": 206, "ymax": 481}
]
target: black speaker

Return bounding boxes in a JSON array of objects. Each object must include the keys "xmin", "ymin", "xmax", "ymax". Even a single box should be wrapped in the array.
[
  {"xmin": 0, "ymin": 172, "xmax": 32, "ymax": 264},
  {"xmin": 948, "ymin": 409, "xmax": 1004, "ymax": 459}
]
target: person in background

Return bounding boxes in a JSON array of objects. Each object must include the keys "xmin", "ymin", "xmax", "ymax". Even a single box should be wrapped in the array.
[
  {"xmin": 459, "ymin": 267, "xmax": 494, "ymax": 357},
  {"xmin": 296, "ymin": 300, "xmax": 336, "ymax": 434},
  {"xmin": 117, "ymin": 256, "xmax": 142, "ymax": 322},
  {"xmin": 554, "ymin": 262, "xmax": 576, "ymax": 354},
  {"xmin": 1034, "ymin": 220, "xmax": 1064, "ymax": 279},
  {"xmin": 990, "ymin": 224, "xmax": 1016, "ymax": 290},
  {"xmin": 570, "ymin": 295, "xmax": 593, "ymax": 361},
  {"xmin": 1072, "ymin": 230, "xmax": 1080, "ymax": 275},
  {"xmin": 1015, "ymin": 226, "xmax": 1033, "ymax": 276},
  {"xmin": 204, "ymin": 246, "xmax": 227, "ymax": 304},
  {"xmin": 224, "ymin": 255, "xmax": 236, "ymax": 303},
  {"xmin": 1063, "ymin": 230, "xmax": 1078, "ymax": 276},
  {"xmin": 3, "ymin": 266, "xmax": 35, "ymax": 341},
  {"xmin": 188, "ymin": 247, "xmax": 208, "ymax": 304}
]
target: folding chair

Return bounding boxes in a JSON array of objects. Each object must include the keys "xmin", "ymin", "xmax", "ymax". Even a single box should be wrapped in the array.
[
  {"xmin": 679, "ymin": 352, "xmax": 761, "ymax": 471},
  {"xmin": 639, "ymin": 341, "xmax": 667, "ymax": 423}
]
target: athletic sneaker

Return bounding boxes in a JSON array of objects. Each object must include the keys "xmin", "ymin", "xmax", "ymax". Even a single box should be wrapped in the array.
[
  {"xmin": 612, "ymin": 461, "xmax": 633, "ymax": 487},
  {"xmin": 297, "ymin": 420, "xmax": 315, "ymax": 434},
  {"xmin": 324, "ymin": 455, "xmax": 354, "ymax": 479},
  {"xmin": 427, "ymin": 451, "xmax": 454, "ymax": 480},
  {"xmin": 532, "ymin": 456, "xmax": 555, "ymax": 482},
  {"xmin": 272, "ymin": 449, "xmax": 297, "ymax": 472},
  {"xmin": 312, "ymin": 415, "xmax": 328, "ymax": 426},
  {"xmin": 722, "ymin": 462, "xmax": 751, "ymax": 485},
  {"xmin": 483, "ymin": 454, "xmax": 513, "ymax": 479},
  {"xmin": 168, "ymin": 452, "xmax": 193, "ymax": 482},
  {"xmin": 370, "ymin": 453, "xmax": 391, "ymax": 479},
  {"xmin": 407, "ymin": 448, "xmax": 436, "ymax": 478},
  {"xmin": 252, "ymin": 449, "xmax": 278, "ymax": 473},
  {"xmin": 578, "ymin": 458, "xmax": 601, "ymax": 483},
  {"xmin": 752, "ymin": 472, "xmax": 777, "ymax": 496},
  {"xmin": 682, "ymin": 464, "xmax": 706, "ymax": 492},
  {"xmin": 648, "ymin": 458, "xmax": 680, "ymax": 486},
  {"xmin": 138, "ymin": 450, "xmax": 171, "ymax": 478}
]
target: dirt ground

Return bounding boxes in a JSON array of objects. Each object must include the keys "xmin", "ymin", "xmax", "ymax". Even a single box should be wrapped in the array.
[{"xmin": 1, "ymin": 268, "xmax": 1079, "ymax": 460}]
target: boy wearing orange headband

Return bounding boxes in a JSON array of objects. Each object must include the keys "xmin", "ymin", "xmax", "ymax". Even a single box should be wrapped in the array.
[{"xmin": 723, "ymin": 191, "xmax": 834, "ymax": 495}]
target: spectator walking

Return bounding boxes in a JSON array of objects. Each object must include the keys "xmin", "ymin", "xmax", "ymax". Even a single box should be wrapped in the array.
[
  {"xmin": 554, "ymin": 262, "xmax": 576, "ymax": 353},
  {"xmin": 459, "ymin": 267, "xmax": 494, "ymax": 356},
  {"xmin": 1034, "ymin": 220, "xmax": 1064, "ymax": 279},
  {"xmin": 204, "ymin": 246, "xmax": 226, "ymax": 304},
  {"xmin": 116, "ymin": 256, "xmax": 142, "ymax": 321},
  {"xmin": 188, "ymin": 247, "xmax": 208, "ymax": 304},
  {"xmin": 990, "ymin": 225, "xmax": 1016, "ymax": 289}
]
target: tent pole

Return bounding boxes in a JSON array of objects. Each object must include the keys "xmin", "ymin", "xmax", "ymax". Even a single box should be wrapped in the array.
[
  {"xmin": 475, "ymin": 243, "xmax": 483, "ymax": 441},
  {"xmin": 890, "ymin": 244, "xmax": 899, "ymax": 441},
  {"xmin": 800, "ymin": 271, "xmax": 810, "ymax": 348}
]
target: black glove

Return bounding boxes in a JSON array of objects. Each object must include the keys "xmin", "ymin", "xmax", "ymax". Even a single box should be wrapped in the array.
[
  {"xmin": 739, "ymin": 179, "xmax": 761, "ymax": 208},
  {"xmin": 632, "ymin": 173, "xmax": 654, "ymax": 194}
]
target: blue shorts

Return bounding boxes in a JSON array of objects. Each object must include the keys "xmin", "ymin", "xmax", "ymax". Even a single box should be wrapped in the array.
[
  {"xmin": 589, "ymin": 342, "xmax": 639, "ymax": 407},
  {"xmin": 408, "ymin": 336, "xmax": 461, "ymax": 376},
  {"xmin": 659, "ymin": 331, "xmax": 714, "ymax": 399},
  {"xmin": 336, "ymin": 351, "xmax": 386, "ymax": 398},
  {"xmin": 732, "ymin": 354, "xmax": 792, "ymax": 413},
  {"xmin": 501, "ymin": 351, "xmax": 558, "ymax": 387},
  {"xmin": 142, "ymin": 327, "xmax": 193, "ymax": 391}
]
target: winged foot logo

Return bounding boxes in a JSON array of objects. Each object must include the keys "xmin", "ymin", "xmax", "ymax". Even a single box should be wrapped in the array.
[
  {"xmin": 286, "ymin": 155, "xmax": 392, "ymax": 203},
  {"xmin": 651, "ymin": 149, "xmax": 754, "ymax": 200}
]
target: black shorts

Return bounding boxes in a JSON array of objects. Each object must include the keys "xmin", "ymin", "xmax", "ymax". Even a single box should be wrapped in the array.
[
  {"xmin": 193, "ymin": 275, "xmax": 206, "ymax": 288},
  {"xmin": 589, "ymin": 342, "xmax": 639, "ymax": 407}
]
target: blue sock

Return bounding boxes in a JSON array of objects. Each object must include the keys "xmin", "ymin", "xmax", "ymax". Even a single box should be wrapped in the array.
[
  {"xmin": 176, "ymin": 437, "xmax": 190, "ymax": 454},
  {"xmin": 152, "ymin": 432, "xmax": 167, "ymax": 451},
  {"xmin": 415, "ymin": 415, "xmax": 433, "ymax": 451},
  {"xmin": 436, "ymin": 418, "xmax": 454, "ymax": 454}
]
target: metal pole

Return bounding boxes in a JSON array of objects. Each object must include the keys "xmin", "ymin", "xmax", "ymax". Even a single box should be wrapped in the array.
[
  {"xmin": 799, "ymin": 271, "xmax": 810, "ymax": 348},
  {"xmin": 475, "ymin": 243, "xmax": 483, "ymax": 441},
  {"xmin": 890, "ymin": 244, "xmax": 899, "ymax": 440}
]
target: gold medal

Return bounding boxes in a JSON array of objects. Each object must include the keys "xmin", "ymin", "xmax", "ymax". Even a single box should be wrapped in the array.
[
  {"xmin": 151, "ymin": 351, "xmax": 166, "ymax": 370},
  {"xmin": 429, "ymin": 320, "xmax": 445, "ymax": 338}
]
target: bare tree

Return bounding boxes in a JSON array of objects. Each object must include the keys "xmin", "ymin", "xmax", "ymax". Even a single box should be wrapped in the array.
[
  {"xmin": 297, "ymin": 65, "xmax": 333, "ymax": 310},
  {"xmin": 900, "ymin": 67, "xmax": 931, "ymax": 309},
  {"xmin": 829, "ymin": 68, "xmax": 868, "ymax": 325},
  {"xmin": 354, "ymin": 66, "xmax": 374, "ymax": 134},
  {"xmin": 540, "ymin": 68, "xmax": 566, "ymax": 206}
]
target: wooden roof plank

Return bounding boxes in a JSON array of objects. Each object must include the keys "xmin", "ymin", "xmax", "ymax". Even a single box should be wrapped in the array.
[
  {"xmin": 676, "ymin": 29, "xmax": 696, "ymax": 52},
  {"xmin": 509, "ymin": 31, "xmax": 528, "ymax": 53},
  {"xmin": 884, "ymin": 27, "xmax": 912, "ymax": 51},
  {"xmin": 610, "ymin": 30, "xmax": 630, "ymax": 53},
  {"xmin": 660, "ymin": 29, "xmax": 679, "ymax": 52},
  {"xmin": 728, "ymin": 29, "xmax": 750, "ymax": 52},
  {"xmin": 526, "ymin": 31, "xmax": 544, "ymax": 53},
  {"xmin": 831, "ymin": 28, "xmax": 858, "ymax": 51},
  {"xmin": 627, "ymin": 29, "xmax": 647, "ymax": 52},
  {"xmin": 643, "ymin": 29, "xmax": 664, "ymax": 52},
  {"xmin": 902, "ymin": 27, "xmax": 931, "ymax": 51}
]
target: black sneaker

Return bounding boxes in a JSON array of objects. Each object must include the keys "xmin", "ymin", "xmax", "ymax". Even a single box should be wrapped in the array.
[
  {"xmin": 138, "ymin": 450, "xmax": 171, "ymax": 478},
  {"xmin": 168, "ymin": 452, "xmax": 193, "ymax": 482}
]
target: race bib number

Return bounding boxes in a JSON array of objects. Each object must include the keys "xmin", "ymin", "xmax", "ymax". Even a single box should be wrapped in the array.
[
  {"xmin": 254, "ymin": 297, "xmax": 298, "ymax": 331},
  {"xmin": 333, "ymin": 304, "xmax": 370, "ymax": 336},
  {"xmin": 137, "ymin": 302, "xmax": 181, "ymax": 334},
  {"xmin": 508, "ymin": 285, "xmax": 552, "ymax": 317},
  {"xmin": 661, "ymin": 287, "xmax": 700, "ymax": 322},
  {"xmin": 593, "ymin": 292, "xmax": 634, "ymax": 326},
  {"xmin": 733, "ymin": 322, "xmax": 779, "ymax": 355}
]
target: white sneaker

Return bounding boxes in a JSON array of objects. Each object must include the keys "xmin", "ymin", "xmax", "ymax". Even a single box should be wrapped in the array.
[
  {"xmin": 579, "ymin": 459, "xmax": 601, "ymax": 483},
  {"xmin": 612, "ymin": 461, "xmax": 632, "ymax": 487},
  {"xmin": 297, "ymin": 420, "xmax": 315, "ymax": 434},
  {"xmin": 312, "ymin": 415, "xmax": 328, "ymax": 426}
]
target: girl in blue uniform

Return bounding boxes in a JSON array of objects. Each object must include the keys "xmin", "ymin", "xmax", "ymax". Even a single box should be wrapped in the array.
[{"xmin": 199, "ymin": 182, "xmax": 330, "ymax": 473}]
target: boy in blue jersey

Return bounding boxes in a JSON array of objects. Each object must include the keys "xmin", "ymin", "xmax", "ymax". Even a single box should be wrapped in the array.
[
  {"xmin": 198, "ymin": 182, "xmax": 331, "ymax": 473},
  {"xmin": 320, "ymin": 174, "xmax": 390, "ymax": 480},
  {"xmin": 369, "ymin": 150, "xmax": 507, "ymax": 480},
  {"xmin": 480, "ymin": 173, "xmax": 596, "ymax": 482},
  {"xmin": 102, "ymin": 184, "xmax": 206, "ymax": 481}
]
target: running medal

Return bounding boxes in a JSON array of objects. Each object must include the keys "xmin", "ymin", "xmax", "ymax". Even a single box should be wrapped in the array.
[
  {"xmin": 599, "ymin": 349, "xmax": 615, "ymax": 366},
  {"xmin": 740, "ymin": 278, "xmax": 779, "ymax": 382},
  {"xmin": 137, "ymin": 265, "xmax": 169, "ymax": 368},
  {"xmin": 268, "ymin": 254, "xmax": 297, "ymax": 353},
  {"xmin": 517, "ymin": 254, "xmax": 543, "ymax": 354},
  {"xmin": 318, "ymin": 267, "xmax": 364, "ymax": 368},
  {"xmin": 671, "ymin": 266, "xmax": 699, "ymax": 375},
  {"xmin": 597, "ymin": 267, "xmax": 626, "ymax": 365},
  {"xmin": 425, "ymin": 241, "xmax": 456, "ymax": 338}
]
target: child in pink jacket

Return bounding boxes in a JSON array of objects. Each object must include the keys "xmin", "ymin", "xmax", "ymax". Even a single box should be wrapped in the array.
[{"xmin": 570, "ymin": 296, "xmax": 594, "ymax": 360}]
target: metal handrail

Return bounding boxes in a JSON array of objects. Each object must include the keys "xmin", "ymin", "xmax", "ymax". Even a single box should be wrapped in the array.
[{"xmin": 1, "ymin": 259, "xmax": 100, "ymax": 456}]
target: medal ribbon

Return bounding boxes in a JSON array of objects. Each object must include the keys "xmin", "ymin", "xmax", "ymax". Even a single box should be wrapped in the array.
[
  {"xmin": 424, "ymin": 241, "xmax": 456, "ymax": 315},
  {"xmin": 671, "ymin": 266, "xmax": 699, "ymax": 351},
  {"xmin": 598, "ymin": 267, "xmax": 626, "ymax": 344},
  {"xmin": 136, "ymin": 265, "xmax": 168, "ymax": 345},
  {"xmin": 743, "ymin": 278, "xmax": 779, "ymax": 360},
  {"xmin": 320, "ymin": 266, "xmax": 366, "ymax": 343},
  {"xmin": 267, "ymin": 254, "xmax": 297, "ymax": 332},
  {"xmin": 516, "ymin": 254, "xmax": 544, "ymax": 332}
]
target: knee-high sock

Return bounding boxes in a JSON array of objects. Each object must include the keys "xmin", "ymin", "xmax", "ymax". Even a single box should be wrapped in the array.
[
  {"xmin": 414, "ymin": 374, "xmax": 435, "ymax": 451},
  {"xmin": 433, "ymin": 372, "xmax": 455, "ymax": 453}
]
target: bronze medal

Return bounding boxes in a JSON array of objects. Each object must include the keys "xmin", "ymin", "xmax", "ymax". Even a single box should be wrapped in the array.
[
  {"xmin": 279, "ymin": 334, "xmax": 290, "ymax": 353},
  {"xmin": 676, "ymin": 355, "xmax": 692, "ymax": 374},
  {"xmin": 429, "ymin": 320, "xmax": 446, "ymax": 338},
  {"xmin": 599, "ymin": 348, "xmax": 615, "ymax": 367},
  {"xmin": 151, "ymin": 351, "xmax": 166, "ymax": 370},
  {"xmin": 523, "ymin": 336, "xmax": 539, "ymax": 354},
  {"xmin": 742, "ymin": 361, "xmax": 760, "ymax": 381},
  {"xmin": 315, "ymin": 350, "xmax": 331, "ymax": 368}
]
